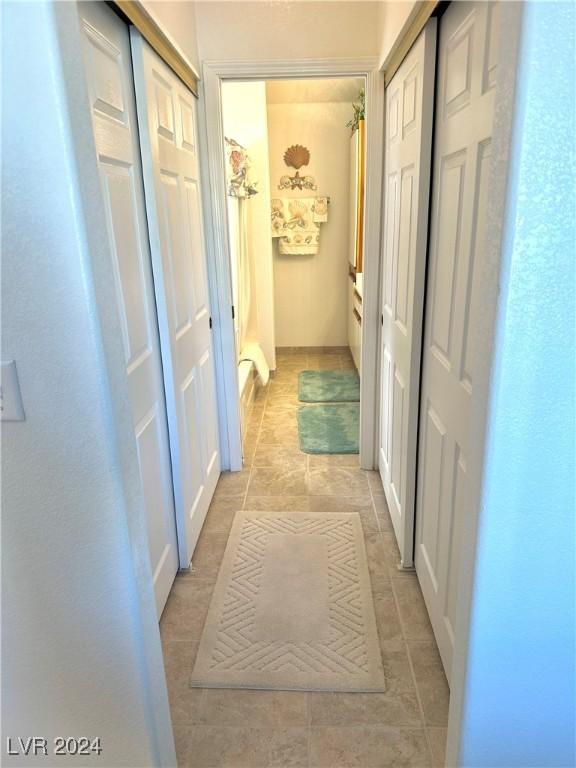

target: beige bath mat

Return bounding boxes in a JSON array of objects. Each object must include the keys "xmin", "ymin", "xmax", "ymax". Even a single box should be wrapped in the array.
[{"xmin": 190, "ymin": 512, "xmax": 385, "ymax": 692}]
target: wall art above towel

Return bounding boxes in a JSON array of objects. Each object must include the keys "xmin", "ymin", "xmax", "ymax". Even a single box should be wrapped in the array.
[
  {"xmin": 277, "ymin": 144, "xmax": 317, "ymax": 191},
  {"xmin": 225, "ymin": 137, "xmax": 258, "ymax": 198}
]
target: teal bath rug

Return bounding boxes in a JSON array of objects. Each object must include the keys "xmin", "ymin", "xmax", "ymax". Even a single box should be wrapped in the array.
[
  {"xmin": 298, "ymin": 404, "xmax": 360, "ymax": 454},
  {"xmin": 299, "ymin": 370, "xmax": 360, "ymax": 403}
]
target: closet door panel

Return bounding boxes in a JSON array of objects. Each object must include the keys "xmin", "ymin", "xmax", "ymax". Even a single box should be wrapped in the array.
[
  {"xmin": 415, "ymin": 0, "xmax": 499, "ymax": 681},
  {"xmin": 80, "ymin": 2, "xmax": 178, "ymax": 618},
  {"xmin": 131, "ymin": 34, "xmax": 221, "ymax": 567},
  {"xmin": 378, "ymin": 21, "xmax": 437, "ymax": 566}
]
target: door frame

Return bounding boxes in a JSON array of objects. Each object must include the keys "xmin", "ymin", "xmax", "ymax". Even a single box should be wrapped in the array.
[{"xmin": 201, "ymin": 57, "xmax": 385, "ymax": 471}]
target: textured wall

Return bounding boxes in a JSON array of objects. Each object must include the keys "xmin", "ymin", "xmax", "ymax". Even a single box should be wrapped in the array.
[
  {"xmin": 457, "ymin": 2, "xmax": 576, "ymax": 765},
  {"xmin": 377, "ymin": 1, "xmax": 418, "ymax": 66},
  {"xmin": 195, "ymin": 1, "xmax": 381, "ymax": 63},
  {"xmin": 142, "ymin": 0, "xmax": 200, "ymax": 73},
  {"xmin": 1, "ymin": 3, "xmax": 172, "ymax": 764},
  {"xmin": 267, "ymin": 101, "xmax": 354, "ymax": 348}
]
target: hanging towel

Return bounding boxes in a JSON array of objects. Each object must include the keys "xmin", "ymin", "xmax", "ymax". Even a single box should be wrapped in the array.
[
  {"xmin": 240, "ymin": 341, "xmax": 270, "ymax": 386},
  {"xmin": 270, "ymin": 197, "xmax": 327, "ymax": 256},
  {"xmin": 313, "ymin": 197, "xmax": 329, "ymax": 223}
]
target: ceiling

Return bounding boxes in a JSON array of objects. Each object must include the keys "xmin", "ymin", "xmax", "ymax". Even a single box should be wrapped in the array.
[{"xmin": 265, "ymin": 77, "xmax": 364, "ymax": 105}]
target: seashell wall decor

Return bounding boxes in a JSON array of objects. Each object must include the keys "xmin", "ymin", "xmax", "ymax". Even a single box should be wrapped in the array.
[
  {"xmin": 278, "ymin": 144, "xmax": 317, "ymax": 190},
  {"xmin": 283, "ymin": 144, "xmax": 310, "ymax": 170}
]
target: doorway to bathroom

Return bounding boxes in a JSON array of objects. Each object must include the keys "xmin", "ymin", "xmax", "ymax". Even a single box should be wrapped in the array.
[
  {"xmin": 202, "ymin": 60, "xmax": 384, "ymax": 474},
  {"xmin": 215, "ymin": 74, "xmax": 374, "ymax": 469}
]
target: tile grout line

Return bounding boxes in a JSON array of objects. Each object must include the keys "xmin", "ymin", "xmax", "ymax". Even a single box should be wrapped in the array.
[
  {"xmin": 242, "ymin": 382, "xmax": 270, "ymax": 510},
  {"xmin": 365, "ymin": 440, "xmax": 429, "ymax": 748},
  {"xmin": 389, "ymin": 571, "xmax": 436, "ymax": 766},
  {"xmin": 367, "ymin": 471, "xmax": 383, "ymax": 534},
  {"xmin": 242, "ymin": 377, "xmax": 269, "ymax": 508}
]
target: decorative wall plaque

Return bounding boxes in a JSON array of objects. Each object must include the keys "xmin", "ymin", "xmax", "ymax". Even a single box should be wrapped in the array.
[{"xmin": 277, "ymin": 144, "xmax": 317, "ymax": 191}]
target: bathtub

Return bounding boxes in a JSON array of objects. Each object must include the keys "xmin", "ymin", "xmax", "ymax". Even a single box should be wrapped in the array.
[{"xmin": 238, "ymin": 359, "xmax": 256, "ymax": 447}]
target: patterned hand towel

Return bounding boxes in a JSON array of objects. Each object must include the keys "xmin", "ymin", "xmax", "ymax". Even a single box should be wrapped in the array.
[
  {"xmin": 271, "ymin": 197, "xmax": 328, "ymax": 256},
  {"xmin": 313, "ymin": 196, "xmax": 329, "ymax": 223}
]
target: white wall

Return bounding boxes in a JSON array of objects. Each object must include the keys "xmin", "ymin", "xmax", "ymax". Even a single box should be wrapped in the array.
[
  {"xmin": 1, "ymin": 3, "xmax": 173, "ymax": 764},
  {"xmin": 221, "ymin": 81, "xmax": 276, "ymax": 370},
  {"xmin": 268, "ymin": 100, "xmax": 354, "ymax": 348},
  {"xmin": 195, "ymin": 1, "xmax": 381, "ymax": 62},
  {"xmin": 450, "ymin": 2, "xmax": 576, "ymax": 765},
  {"xmin": 142, "ymin": 0, "xmax": 200, "ymax": 73},
  {"xmin": 377, "ymin": 1, "xmax": 418, "ymax": 66}
]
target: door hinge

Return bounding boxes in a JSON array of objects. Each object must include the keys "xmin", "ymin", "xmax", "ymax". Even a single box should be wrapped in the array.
[
  {"xmin": 231, "ymin": 305, "xmax": 235, "ymax": 320},
  {"xmin": 381, "ymin": 314, "xmax": 384, "ymax": 326},
  {"xmin": 209, "ymin": 316, "xmax": 213, "ymax": 329}
]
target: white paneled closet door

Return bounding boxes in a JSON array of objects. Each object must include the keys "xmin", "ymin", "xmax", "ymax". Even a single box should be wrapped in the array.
[
  {"xmin": 415, "ymin": 0, "xmax": 500, "ymax": 681},
  {"xmin": 379, "ymin": 22, "xmax": 437, "ymax": 567},
  {"xmin": 130, "ymin": 34, "xmax": 221, "ymax": 567},
  {"xmin": 79, "ymin": 2, "xmax": 178, "ymax": 617}
]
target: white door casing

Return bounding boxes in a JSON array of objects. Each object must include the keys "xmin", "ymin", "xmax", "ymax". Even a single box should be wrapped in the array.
[
  {"xmin": 79, "ymin": 2, "xmax": 178, "ymax": 617},
  {"xmin": 131, "ymin": 33, "xmax": 221, "ymax": 567},
  {"xmin": 379, "ymin": 22, "xmax": 437, "ymax": 567},
  {"xmin": 415, "ymin": 0, "xmax": 500, "ymax": 681},
  {"xmin": 202, "ymin": 59, "xmax": 384, "ymax": 471}
]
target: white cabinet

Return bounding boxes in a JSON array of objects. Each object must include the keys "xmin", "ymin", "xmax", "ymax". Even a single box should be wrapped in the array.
[{"xmin": 348, "ymin": 275, "xmax": 362, "ymax": 372}]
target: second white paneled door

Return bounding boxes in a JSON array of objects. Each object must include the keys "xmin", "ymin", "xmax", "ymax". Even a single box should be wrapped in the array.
[
  {"xmin": 131, "ymin": 34, "xmax": 221, "ymax": 567},
  {"xmin": 415, "ymin": 0, "xmax": 500, "ymax": 680},
  {"xmin": 379, "ymin": 22, "xmax": 437, "ymax": 567},
  {"xmin": 79, "ymin": 3, "xmax": 178, "ymax": 617}
]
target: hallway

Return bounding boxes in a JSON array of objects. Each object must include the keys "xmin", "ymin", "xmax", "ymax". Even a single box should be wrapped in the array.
[
  {"xmin": 4, "ymin": 1, "xmax": 573, "ymax": 763},
  {"xmin": 160, "ymin": 349, "xmax": 449, "ymax": 767}
]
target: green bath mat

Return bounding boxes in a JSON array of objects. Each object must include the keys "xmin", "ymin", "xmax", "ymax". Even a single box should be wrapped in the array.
[
  {"xmin": 298, "ymin": 404, "xmax": 360, "ymax": 454},
  {"xmin": 299, "ymin": 370, "xmax": 360, "ymax": 403}
]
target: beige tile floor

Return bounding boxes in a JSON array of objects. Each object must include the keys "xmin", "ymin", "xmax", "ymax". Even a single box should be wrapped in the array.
[{"xmin": 161, "ymin": 348, "xmax": 449, "ymax": 767}]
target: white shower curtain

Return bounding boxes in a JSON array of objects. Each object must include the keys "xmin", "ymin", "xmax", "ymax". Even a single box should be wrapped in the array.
[
  {"xmin": 237, "ymin": 198, "xmax": 251, "ymax": 356},
  {"xmin": 228, "ymin": 196, "xmax": 251, "ymax": 359}
]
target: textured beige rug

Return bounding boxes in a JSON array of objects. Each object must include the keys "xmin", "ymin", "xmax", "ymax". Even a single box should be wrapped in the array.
[{"xmin": 190, "ymin": 512, "xmax": 386, "ymax": 692}]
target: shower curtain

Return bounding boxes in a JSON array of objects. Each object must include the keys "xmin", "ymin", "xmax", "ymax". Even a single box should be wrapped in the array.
[
  {"xmin": 224, "ymin": 136, "xmax": 268, "ymax": 382},
  {"xmin": 228, "ymin": 196, "xmax": 251, "ymax": 359},
  {"xmin": 237, "ymin": 197, "xmax": 251, "ymax": 356}
]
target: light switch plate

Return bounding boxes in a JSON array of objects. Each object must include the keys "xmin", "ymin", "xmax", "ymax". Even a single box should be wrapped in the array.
[{"xmin": 1, "ymin": 360, "xmax": 25, "ymax": 421}]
